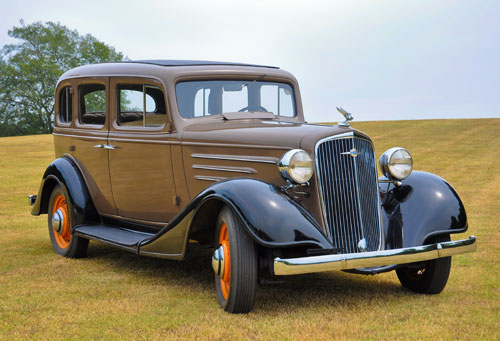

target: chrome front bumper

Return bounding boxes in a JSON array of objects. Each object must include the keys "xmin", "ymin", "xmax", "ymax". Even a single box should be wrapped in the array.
[{"xmin": 274, "ymin": 236, "xmax": 476, "ymax": 275}]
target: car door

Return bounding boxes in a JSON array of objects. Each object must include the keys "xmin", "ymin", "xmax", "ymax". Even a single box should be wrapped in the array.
[
  {"xmin": 65, "ymin": 77, "xmax": 116, "ymax": 215},
  {"xmin": 107, "ymin": 77, "xmax": 178, "ymax": 223}
]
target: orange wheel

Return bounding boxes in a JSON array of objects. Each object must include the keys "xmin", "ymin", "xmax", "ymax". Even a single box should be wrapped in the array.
[
  {"xmin": 51, "ymin": 194, "xmax": 71, "ymax": 249},
  {"xmin": 48, "ymin": 184, "xmax": 89, "ymax": 258},
  {"xmin": 218, "ymin": 222, "xmax": 231, "ymax": 299},
  {"xmin": 213, "ymin": 206, "xmax": 257, "ymax": 313}
]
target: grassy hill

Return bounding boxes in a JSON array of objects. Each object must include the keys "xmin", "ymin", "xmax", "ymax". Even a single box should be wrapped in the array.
[{"xmin": 1, "ymin": 119, "xmax": 498, "ymax": 339}]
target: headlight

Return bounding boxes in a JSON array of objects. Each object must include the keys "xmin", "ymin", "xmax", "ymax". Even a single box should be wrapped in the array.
[
  {"xmin": 279, "ymin": 149, "xmax": 313, "ymax": 184},
  {"xmin": 379, "ymin": 147, "xmax": 413, "ymax": 180}
]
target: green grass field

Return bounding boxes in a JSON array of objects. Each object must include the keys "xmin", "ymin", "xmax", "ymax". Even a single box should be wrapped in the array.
[{"xmin": 1, "ymin": 119, "xmax": 499, "ymax": 339}]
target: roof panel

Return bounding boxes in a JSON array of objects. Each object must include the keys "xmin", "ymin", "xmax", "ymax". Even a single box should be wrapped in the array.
[{"xmin": 124, "ymin": 59, "xmax": 279, "ymax": 69}]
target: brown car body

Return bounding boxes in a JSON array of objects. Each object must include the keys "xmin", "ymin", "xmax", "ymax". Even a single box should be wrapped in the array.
[
  {"xmin": 52, "ymin": 61, "xmax": 349, "ymax": 227},
  {"xmin": 31, "ymin": 60, "xmax": 476, "ymax": 313}
]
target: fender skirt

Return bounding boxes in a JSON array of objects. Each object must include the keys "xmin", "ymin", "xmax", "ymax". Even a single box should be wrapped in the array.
[
  {"xmin": 380, "ymin": 171, "xmax": 468, "ymax": 250},
  {"xmin": 138, "ymin": 178, "xmax": 333, "ymax": 258},
  {"xmin": 31, "ymin": 157, "xmax": 99, "ymax": 226}
]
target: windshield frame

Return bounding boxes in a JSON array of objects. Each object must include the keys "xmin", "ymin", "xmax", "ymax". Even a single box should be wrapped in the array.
[{"xmin": 174, "ymin": 78, "xmax": 298, "ymax": 120}]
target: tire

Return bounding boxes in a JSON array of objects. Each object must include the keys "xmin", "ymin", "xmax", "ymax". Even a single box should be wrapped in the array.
[
  {"xmin": 214, "ymin": 206, "xmax": 257, "ymax": 313},
  {"xmin": 396, "ymin": 235, "xmax": 452, "ymax": 294},
  {"xmin": 48, "ymin": 184, "xmax": 89, "ymax": 258}
]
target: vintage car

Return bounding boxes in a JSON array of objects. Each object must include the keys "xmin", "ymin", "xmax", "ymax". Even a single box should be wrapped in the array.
[{"xmin": 30, "ymin": 60, "xmax": 476, "ymax": 313}]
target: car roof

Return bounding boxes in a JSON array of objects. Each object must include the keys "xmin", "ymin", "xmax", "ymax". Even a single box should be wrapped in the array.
[
  {"xmin": 57, "ymin": 60, "xmax": 296, "ymax": 89},
  {"xmin": 125, "ymin": 60, "xmax": 279, "ymax": 69},
  {"xmin": 56, "ymin": 60, "xmax": 304, "ymax": 127}
]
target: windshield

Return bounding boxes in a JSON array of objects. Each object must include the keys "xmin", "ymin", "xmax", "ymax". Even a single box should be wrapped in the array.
[{"xmin": 176, "ymin": 80, "xmax": 296, "ymax": 119}]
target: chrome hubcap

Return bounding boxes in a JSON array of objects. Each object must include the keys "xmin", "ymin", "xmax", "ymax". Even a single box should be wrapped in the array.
[
  {"xmin": 212, "ymin": 245, "xmax": 225, "ymax": 279},
  {"xmin": 51, "ymin": 209, "xmax": 64, "ymax": 233}
]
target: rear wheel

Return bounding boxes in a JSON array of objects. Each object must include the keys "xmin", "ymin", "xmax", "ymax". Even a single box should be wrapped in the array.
[
  {"xmin": 213, "ymin": 206, "xmax": 257, "ymax": 313},
  {"xmin": 396, "ymin": 235, "xmax": 452, "ymax": 294},
  {"xmin": 48, "ymin": 184, "xmax": 88, "ymax": 258}
]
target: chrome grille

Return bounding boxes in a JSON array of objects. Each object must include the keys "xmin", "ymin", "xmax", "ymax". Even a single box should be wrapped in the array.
[{"xmin": 315, "ymin": 135, "xmax": 382, "ymax": 253}]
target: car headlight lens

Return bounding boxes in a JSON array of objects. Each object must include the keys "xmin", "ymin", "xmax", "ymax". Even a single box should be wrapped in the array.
[
  {"xmin": 279, "ymin": 149, "xmax": 313, "ymax": 184},
  {"xmin": 379, "ymin": 147, "xmax": 413, "ymax": 180}
]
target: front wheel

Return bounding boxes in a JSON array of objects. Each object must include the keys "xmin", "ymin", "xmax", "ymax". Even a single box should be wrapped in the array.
[
  {"xmin": 396, "ymin": 235, "xmax": 452, "ymax": 294},
  {"xmin": 212, "ymin": 206, "xmax": 257, "ymax": 313},
  {"xmin": 48, "ymin": 184, "xmax": 89, "ymax": 258}
]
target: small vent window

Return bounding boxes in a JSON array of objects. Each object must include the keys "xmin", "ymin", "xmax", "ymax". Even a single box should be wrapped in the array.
[{"xmin": 58, "ymin": 86, "xmax": 73, "ymax": 124}]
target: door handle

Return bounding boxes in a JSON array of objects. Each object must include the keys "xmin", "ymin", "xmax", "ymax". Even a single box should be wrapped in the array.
[
  {"xmin": 93, "ymin": 144, "xmax": 119, "ymax": 150},
  {"xmin": 103, "ymin": 144, "xmax": 118, "ymax": 150}
]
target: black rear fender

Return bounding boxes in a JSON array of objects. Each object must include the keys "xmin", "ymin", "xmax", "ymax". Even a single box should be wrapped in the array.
[{"xmin": 31, "ymin": 157, "xmax": 99, "ymax": 226}]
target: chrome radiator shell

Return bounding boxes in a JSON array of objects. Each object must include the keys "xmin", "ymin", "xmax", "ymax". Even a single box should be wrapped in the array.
[{"xmin": 315, "ymin": 133, "xmax": 383, "ymax": 253}]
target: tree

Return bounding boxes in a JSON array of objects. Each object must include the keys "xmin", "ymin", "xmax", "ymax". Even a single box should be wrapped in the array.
[{"xmin": 0, "ymin": 20, "xmax": 125, "ymax": 136}]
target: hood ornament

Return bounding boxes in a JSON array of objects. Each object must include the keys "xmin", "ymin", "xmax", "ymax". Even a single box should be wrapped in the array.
[{"xmin": 336, "ymin": 107, "xmax": 353, "ymax": 127}]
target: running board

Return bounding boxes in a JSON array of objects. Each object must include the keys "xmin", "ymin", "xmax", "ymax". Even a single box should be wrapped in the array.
[{"xmin": 73, "ymin": 225, "xmax": 155, "ymax": 252}]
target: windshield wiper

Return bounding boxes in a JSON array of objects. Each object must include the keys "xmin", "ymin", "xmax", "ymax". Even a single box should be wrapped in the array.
[{"xmin": 228, "ymin": 74, "xmax": 267, "ymax": 91}]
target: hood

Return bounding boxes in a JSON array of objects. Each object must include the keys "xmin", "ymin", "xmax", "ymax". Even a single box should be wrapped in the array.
[{"xmin": 181, "ymin": 117, "xmax": 368, "ymax": 153}]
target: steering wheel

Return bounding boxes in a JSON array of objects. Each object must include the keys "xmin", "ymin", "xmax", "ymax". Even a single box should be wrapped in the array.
[{"xmin": 238, "ymin": 105, "xmax": 269, "ymax": 112}]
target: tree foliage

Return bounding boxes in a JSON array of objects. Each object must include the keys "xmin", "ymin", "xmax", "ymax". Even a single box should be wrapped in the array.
[{"xmin": 0, "ymin": 20, "xmax": 125, "ymax": 136}]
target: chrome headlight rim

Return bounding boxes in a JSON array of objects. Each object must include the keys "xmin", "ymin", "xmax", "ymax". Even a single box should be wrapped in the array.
[
  {"xmin": 279, "ymin": 149, "xmax": 313, "ymax": 184},
  {"xmin": 379, "ymin": 147, "xmax": 413, "ymax": 181}
]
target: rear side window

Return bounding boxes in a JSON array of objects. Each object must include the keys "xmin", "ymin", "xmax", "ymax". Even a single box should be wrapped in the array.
[
  {"xmin": 58, "ymin": 86, "xmax": 73, "ymax": 124},
  {"xmin": 117, "ymin": 84, "xmax": 166, "ymax": 128},
  {"xmin": 79, "ymin": 84, "xmax": 106, "ymax": 126}
]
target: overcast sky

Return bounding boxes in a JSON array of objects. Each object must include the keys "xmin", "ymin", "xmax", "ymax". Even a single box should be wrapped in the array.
[{"xmin": 1, "ymin": 0, "xmax": 499, "ymax": 122}]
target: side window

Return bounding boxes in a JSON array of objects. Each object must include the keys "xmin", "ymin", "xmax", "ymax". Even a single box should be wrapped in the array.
[
  {"xmin": 58, "ymin": 86, "xmax": 73, "ymax": 124},
  {"xmin": 79, "ymin": 84, "xmax": 106, "ymax": 126},
  {"xmin": 118, "ymin": 84, "xmax": 166, "ymax": 127}
]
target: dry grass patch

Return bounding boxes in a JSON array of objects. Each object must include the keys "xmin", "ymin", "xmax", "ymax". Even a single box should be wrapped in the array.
[{"xmin": 0, "ymin": 119, "xmax": 499, "ymax": 339}]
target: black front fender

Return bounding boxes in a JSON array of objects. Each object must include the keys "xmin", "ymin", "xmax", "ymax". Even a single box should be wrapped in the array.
[
  {"xmin": 203, "ymin": 179, "xmax": 332, "ymax": 248},
  {"xmin": 380, "ymin": 171, "xmax": 468, "ymax": 249},
  {"xmin": 140, "ymin": 178, "xmax": 333, "ymax": 253}
]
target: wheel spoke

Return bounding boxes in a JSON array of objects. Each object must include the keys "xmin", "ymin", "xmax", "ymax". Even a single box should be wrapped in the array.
[
  {"xmin": 52, "ymin": 195, "xmax": 71, "ymax": 249},
  {"xmin": 214, "ymin": 207, "xmax": 257, "ymax": 313},
  {"xmin": 219, "ymin": 222, "xmax": 231, "ymax": 299}
]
